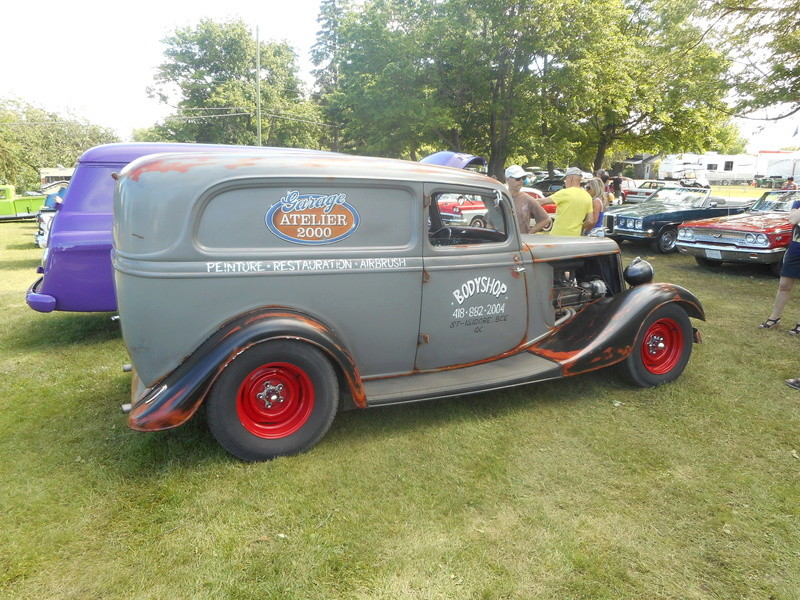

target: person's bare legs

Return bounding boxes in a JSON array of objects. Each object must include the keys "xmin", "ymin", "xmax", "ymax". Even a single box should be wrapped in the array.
[{"xmin": 766, "ymin": 276, "xmax": 796, "ymax": 322}]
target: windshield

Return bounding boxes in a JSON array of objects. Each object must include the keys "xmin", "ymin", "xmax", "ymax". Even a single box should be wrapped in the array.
[
  {"xmin": 749, "ymin": 190, "xmax": 800, "ymax": 213},
  {"xmin": 650, "ymin": 188, "xmax": 708, "ymax": 208}
]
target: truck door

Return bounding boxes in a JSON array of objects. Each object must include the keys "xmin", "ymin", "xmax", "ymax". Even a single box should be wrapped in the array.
[{"xmin": 415, "ymin": 185, "xmax": 529, "ymax": 371}]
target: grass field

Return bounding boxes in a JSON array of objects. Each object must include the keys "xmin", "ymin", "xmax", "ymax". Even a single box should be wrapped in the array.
[
  {"xmin": 1, "ymin": 220, "xmax": 798, "ymax": 599},
  {"xmin": 711, "ymin": 184, "xmax": 764, "ymax": 198}
]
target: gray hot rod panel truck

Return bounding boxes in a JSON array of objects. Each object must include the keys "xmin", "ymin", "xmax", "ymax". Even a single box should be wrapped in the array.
[{"xmin": 113, "ymin": 151, "xmax": 704, "ymax": 461}]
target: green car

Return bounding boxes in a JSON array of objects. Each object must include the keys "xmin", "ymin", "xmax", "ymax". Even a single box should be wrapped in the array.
[{"xmin": 0, "ymin": 185, "xmax": 47, "ymax": 221}]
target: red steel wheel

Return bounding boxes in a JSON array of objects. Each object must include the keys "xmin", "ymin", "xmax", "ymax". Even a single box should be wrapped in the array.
[
  {"xmin": 207, "ymin": 341, "xmax": 338, "ymax": 461},
  {"xmin": 623, "ymin": 303, "xmax": 693, "ymax": 388},
  {"xmin": 639, "ymin": 318, "xmax": 684, "ymax": 375},
  {"xmin": 236, "ymin": 362, "xmax": 315, "ymax": 439}
]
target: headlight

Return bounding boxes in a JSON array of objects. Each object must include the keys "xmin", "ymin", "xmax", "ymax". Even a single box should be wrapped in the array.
[
  {"xmin": 679, "ymin": 228, "xmax": 692, "ymax": 239},
  {"xmin": 635, "ymin": 219, "xmax": 643, "ymax": 230},
  {"xmin": 745, "ymin": 233, "xmax": 756, "ymax": 244},
  {"xmin": 623, "ymin": 257, "xmax": 654, "ymax": 286},
  {"xmin": 756, "ymin": 234, "xmax": 768, "ymax": 245}
]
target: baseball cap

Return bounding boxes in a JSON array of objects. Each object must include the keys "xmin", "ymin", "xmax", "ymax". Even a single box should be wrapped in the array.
[
  {"xmin": 504, "ymin": 165, "xmax": 529, "ymax": 179},
  {"xmin": 564, "ymin": 167, "xmax": 583, "ymax": 178}
]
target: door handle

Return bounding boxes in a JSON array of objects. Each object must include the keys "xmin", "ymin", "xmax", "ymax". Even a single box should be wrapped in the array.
[{"xmin": 513, "ymin": 266, "xmax": 526, "ymax": 273}]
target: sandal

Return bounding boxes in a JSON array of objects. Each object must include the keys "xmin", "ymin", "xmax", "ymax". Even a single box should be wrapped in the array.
[
  {"xmin": 789, "ymin": 324, "xmax": 800, "ymax": 335},
  {"xmin": 786, "ymin": 378, "xmax": 800, "ymax": 390},
  {"xmin": 759, "ymin": 317, "xmax": 781, "ymax": 329}
]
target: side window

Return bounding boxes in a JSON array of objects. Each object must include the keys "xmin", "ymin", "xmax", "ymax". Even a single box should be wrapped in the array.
[{"xmin": 429, "ymin": 192, "xmax": 508, "ymax": 246}]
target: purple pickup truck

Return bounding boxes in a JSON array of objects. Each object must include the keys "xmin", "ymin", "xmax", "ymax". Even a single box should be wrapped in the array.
[{"xmin": 26, "ymin": 143, "xmax": 325, "ymax": 313}]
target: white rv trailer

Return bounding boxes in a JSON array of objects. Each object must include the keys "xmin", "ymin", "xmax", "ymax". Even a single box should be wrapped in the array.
[{"xmin": 659, "ymin": 153, "xmax": 757, "ymax": 185}]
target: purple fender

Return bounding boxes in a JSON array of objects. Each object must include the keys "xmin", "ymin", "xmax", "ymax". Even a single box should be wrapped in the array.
[
  {"xmin": 528, "ymin": 282, "xmax": 705, "ymax": 376},
  {"xmin": 127, "ymin": 308, "xmax": 365, "ymax": 432}
]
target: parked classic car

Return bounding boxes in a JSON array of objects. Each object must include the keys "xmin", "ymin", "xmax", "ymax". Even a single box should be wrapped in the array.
[
  {"xmin": 420, "ymin": 153, "xmax": 553, "ymax": 228},
  {"xmin": 26, "ymin": 142, "xmax": 324, "ymax": 313},
  {"xmin": 529, "ymin": 177, "xmax": 566, "ymax": 196},
  {"xmin": 114, "ymin": 150, "xmax": 705, "ymax": 461},
  {"xmin": 676, "ymin": 190, "xmax": 800, "ymax": 275},
  {"xmin": 0, "ymin": 185, "xmax": 47, "ymax": 220},
  {"xmin": 622, "ymin": 180, "xmax": 681, "ymax": 204},
  {"xmin": 439, "ymin": 187, "xmax": 553, "ymax": 228},
  {"xmin": 605, "ymin": 187, "xmax": 755, "ymax": 253}
]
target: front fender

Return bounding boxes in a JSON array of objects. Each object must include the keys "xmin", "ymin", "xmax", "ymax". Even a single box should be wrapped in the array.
[
  {"xmin": 128, "ymin": 308, "xmax": 365, "ymax": 432},
  {"xmin": 528, "ymin": 283, "xmax": 704, "ymax": 376}
]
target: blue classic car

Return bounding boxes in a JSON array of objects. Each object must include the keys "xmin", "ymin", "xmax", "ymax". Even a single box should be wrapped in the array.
[{"xmin": 604, "ymin": 187, "xmax": 755, "ymax": 253}]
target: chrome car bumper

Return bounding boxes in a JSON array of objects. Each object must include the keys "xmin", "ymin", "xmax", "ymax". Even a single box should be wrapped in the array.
[{"xmin": 675, "ymin": 242, "xmax": 786, "ymax": 264}]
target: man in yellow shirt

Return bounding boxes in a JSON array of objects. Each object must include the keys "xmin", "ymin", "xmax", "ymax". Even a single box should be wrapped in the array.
[{"xmin": 539, "ymin": 167, "xmax": 594, "ymax": 236}]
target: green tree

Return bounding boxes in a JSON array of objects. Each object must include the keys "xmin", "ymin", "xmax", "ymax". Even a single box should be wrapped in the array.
[
  {"xmin": 552, "ymin": 0, "xmax": 735, "ymax": 171},
  {"xmin": 708, "ymin": 0, "xmax": 800, "ymax": 118},
  {"xmin": 311, "ymin": 0, "xmax": 351, "ymax": 150},
  {"xmin": 325, "ymin": 0, "xmax": 738, "ymax": 176},
  {"xmin": 0, "ymin": 98, "xmax": 118, "ymax": 191},
  {"xmin": 147, "ymin": 19, "xmax": 324, "ymax": 147}
]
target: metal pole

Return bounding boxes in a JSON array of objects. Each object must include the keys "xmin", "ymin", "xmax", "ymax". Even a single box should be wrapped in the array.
[{"xmin": 256, "ymin": 26, "xmax": 262, "ymax": 146}]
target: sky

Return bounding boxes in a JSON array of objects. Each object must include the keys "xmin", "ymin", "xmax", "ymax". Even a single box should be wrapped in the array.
[
  {"xmin": 4, "ymin": 1, "xmax": 324, "ymax": 140},
  {"xmin": 4, "ymin": 1, "xmax": 799, "ymax": 153}
]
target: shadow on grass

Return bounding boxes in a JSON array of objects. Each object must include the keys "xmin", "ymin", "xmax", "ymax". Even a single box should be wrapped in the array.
[
  {"xmin": 75, "ymin": 369, "xmax": 644, "ymax": 481},
  {"xmin": 5, "ymin": 240, "xmax": 39, "ymax": 251},
  {"xmin": 7, "ymin": 311, "xmax": 121, "ymax": 350},
  {"xmin": 99, "ymin": 372, "xmax": 612, "ymax": 476},
  {"xmin": 111, "ymin": 413, "xmax": 230, "ymax": 477},
  {"xmin": 1, "ymin": 258, "xmax": 42, "ymax": 271},
  {"xmin": 323, "ymin": 372, "xmax": 603, "ymax": 450}
]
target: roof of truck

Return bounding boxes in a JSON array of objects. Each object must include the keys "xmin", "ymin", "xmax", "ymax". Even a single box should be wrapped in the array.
[
  {"xmin": 120, "ymin": 151, "xmax": 499, "ymax": 189},
  {"xmin": 78, "ymin": 143, "xmax": 329, "ymax": 165}
]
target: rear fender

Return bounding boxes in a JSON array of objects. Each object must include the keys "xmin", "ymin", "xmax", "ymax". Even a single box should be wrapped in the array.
[
  {"xmin": 128, "ymin": 308, "xmax": 364, "ymax": 432},
  {"xmin": 528, "ymin": 283, "xmax": 704, "ymax": 376}
]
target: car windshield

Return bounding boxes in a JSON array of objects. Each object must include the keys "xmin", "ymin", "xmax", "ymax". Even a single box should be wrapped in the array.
[
  {"xmin": 749, "ymin": 190, "xmax": 800, "ymax": 212},
  {"xmin": 650, "ymin": 188, "xmax": 708, "ymax": 208}
]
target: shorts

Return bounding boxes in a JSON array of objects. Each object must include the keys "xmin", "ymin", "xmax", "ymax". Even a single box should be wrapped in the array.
[{"xmin": 781, "ymin": 242, "xmax": 800, "ymax": 279}]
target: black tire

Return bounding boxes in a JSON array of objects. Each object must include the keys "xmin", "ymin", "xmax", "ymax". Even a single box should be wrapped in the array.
[
  {"xmin": 651, "ymin": 227, "xmax": 678, "ymax": 253},
  {"xmin": 695, "ymin": 256, "xmax": 723, "ymax": 268},
  {"xmin": 469, "ymin": 215, "xmax": 487, "ymax": 228},
  {"xmin": 206, "ymin": 340, "xmax": 338, "ymax": 461},
  {"xmin": 769, "ymin": 261, "xmax": 783, "ymax": 277},
  {"xmin": 622, "ymin": 303, "xmax": 693, "ymax": 388}
]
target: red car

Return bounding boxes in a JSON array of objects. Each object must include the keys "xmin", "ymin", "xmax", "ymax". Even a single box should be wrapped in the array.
[
  {"xmin": 676, "ymin": 190, "xmax": 799, "ymax": 275},
  {"xmin": 440, "ymin": 189, "xmax": 554, "ymax": 229}
]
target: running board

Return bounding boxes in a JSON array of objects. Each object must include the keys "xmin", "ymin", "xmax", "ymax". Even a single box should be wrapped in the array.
[{"xmin": 363, "ymin": 352, "xmax": 562, "ymax": 406}]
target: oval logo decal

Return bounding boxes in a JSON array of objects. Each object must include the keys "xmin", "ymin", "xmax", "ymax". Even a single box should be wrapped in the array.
[{"xmin": 265, "ymin": 190, "xmax": 360, "ymax": 245}]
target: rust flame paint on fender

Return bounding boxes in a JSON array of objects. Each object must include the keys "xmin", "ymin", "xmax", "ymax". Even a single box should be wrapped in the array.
[
  {"xmin": 128, "ymin": 308, "xmax": 365, "ymax": 432},
  {"xmin": 528, "ymin": 283, "xmax": 705, "ymax": 376}
]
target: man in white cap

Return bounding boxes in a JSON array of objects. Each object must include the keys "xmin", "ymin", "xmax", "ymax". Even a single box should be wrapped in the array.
[
  {"xmin": 539, "ymin": 167, "xmax": 594, "ymax": 236},
  {"xmin": 504, "ymin": 165, "xmax": 551, "ymax": 234}
]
